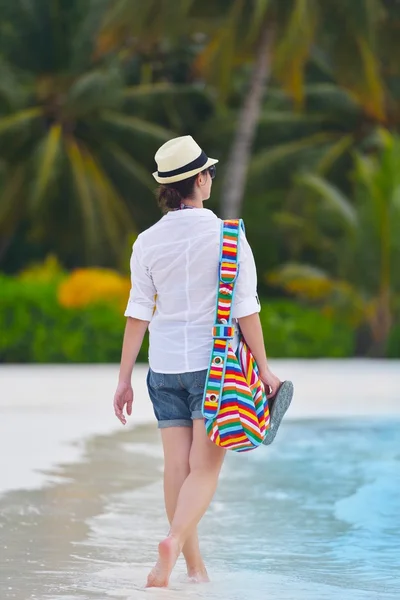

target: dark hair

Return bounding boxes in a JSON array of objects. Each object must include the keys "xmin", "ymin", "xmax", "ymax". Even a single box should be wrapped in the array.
[{"xmin": 156, "ymin": 171, "xmax": 205, "ymax": 213}]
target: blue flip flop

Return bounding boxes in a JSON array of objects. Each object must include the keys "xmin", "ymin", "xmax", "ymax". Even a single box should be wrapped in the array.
[{"xmin": 262, "ymin": 380, "xmax": 294, "ymax": 445}]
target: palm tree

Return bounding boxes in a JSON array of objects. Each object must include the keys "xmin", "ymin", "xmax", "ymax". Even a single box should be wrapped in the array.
[
  {"xmin": 194, "ymin": 0, "xmax": 388, "ymax": 218},
  {"xmin": 94, "ymin": 0, "xmax": 400, "ymax": 222},
  {"xmin": 0, "ymin": 0, "xmax": 176, "ymax": 267},
  {"xmin": 268, "ymin": 130, "xmax": 400, "ymax": 356},
  {"xmin": 246, "ymin": 64, "xmax": 400, "ymax": 209}
]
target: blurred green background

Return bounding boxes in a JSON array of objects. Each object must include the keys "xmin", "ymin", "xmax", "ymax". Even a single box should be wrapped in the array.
[{"xmin": 1, "ymin": 0, "xmax": 400, "ymax": 362}]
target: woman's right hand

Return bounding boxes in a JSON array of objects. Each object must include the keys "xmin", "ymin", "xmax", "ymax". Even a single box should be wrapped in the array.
[{"xmin": 113, "ymin": 381, "xmax": 134, "ymax": 425}]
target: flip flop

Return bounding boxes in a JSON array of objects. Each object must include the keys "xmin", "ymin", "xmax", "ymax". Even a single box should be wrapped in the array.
[{"xmin": 262, "ymin": 380, "xmax": 294, "ymax": 446}]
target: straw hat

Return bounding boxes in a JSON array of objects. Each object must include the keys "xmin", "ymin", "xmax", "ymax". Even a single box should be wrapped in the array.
[{"xmin": 153, "ymin": 135, "xmax": 218, "ymax": 184}]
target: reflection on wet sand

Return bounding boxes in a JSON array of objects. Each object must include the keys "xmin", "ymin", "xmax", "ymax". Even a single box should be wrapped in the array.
[{"xmin": 1, "ymin": 425, "xmax": 160, "ymax": 600}]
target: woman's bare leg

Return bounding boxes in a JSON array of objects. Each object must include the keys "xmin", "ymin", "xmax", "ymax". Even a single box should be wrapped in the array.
[
  {"xmin": 147, "ymin": 420, "xmax": 226, "ymax": 587},
  {"xmin": 160, "ymin": 427, "xmax": 208, "ymax": 580}
]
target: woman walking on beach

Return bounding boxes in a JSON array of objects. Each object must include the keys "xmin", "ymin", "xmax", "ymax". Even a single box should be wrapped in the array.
[{"xmin": 113, "ymin": 136, "xmax": 283, "ymax": 588}]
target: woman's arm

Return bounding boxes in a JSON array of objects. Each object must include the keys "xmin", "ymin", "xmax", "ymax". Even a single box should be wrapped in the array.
[
  {"xmin": 114, "ymin": 236, "xmax": 156, "ymax": 424},
  {"xmin": 238, "ymin": 312, "xmax": 280, "ymax": 397},
  {"xmin": 114, "ymin": 317, "xmax": 149, "ymax": 425},
  {"xmin": 232, "ymin": 229, "xmax": 280, "ymax": 397},
  {"xmin": 118, "ymin": 317, "xmax": 149, "ymax": 383},
  {"xmin": 237, "ymin": 313, "xmax": 268, "ymax": 373}
]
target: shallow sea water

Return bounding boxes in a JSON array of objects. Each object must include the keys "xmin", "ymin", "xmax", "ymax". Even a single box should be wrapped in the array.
[{"xmin": 1, "ymin": 419, "xmax": 399, "ymax": 600}]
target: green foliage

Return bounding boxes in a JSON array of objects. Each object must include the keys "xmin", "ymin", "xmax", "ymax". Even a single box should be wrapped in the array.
[
  {"xmin": 1, "ymin": 1, "xmax": 400, "ymax": 362},
  {"xmin": 387, "ymin": 324, "xmax": 400, "ymax": 359},
  {"xmin": 0, "ymin": 0, "xmax": 209, "ymax": 268},
  {"xmin": 260, "ymin": 300, "xmax": 354, "ymax": 358},
  {"xmin": 0, "ymin": 275, "xmax": 353, "ymax": 361},
  {"xmin": 268, "ymin": 131, "xmax": 400, "ymax": 354},
  {"xmin": 0, "ymin": 275, "xmax": 149, "ymax": 363}
]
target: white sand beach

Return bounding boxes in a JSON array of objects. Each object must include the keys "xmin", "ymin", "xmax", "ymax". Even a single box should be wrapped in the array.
[
  {"xmin": 0, "ymin": 360, "xmax": 399, "ymax": 496},
  {"xmin": 1, "ymin": 360, "xmax": 399, "ymax": 600}
]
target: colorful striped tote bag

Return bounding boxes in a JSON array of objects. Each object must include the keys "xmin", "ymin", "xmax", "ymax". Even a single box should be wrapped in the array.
[{"xmin": 201, "ymin": 219, "xmax": 270, "ymax": 452}]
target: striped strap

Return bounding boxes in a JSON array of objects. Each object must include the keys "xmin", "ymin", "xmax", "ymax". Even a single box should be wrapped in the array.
[{"xmin": 203, "ymin": 219, "xmax": 243, "ymax": 420}]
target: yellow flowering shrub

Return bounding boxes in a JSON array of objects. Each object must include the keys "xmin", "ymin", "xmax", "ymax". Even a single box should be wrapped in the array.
[
  {"xmin": 268, "ymin": 268, "xmax": 366, "ymax": 327},
  {"xmin": 285, "ymin": 278, "xmax": 333, "ymax": 300},
  {"xmin": 19, "ymin": 254, "xmax": 65, "ymax": 282},
  {"xmin": 58, "ymin": 268, "xmax": 131, "ymax": 310}
]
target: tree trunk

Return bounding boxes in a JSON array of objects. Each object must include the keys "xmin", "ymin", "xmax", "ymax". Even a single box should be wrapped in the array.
[
  {"xmin": 220, "ymin": 22, "xmax": 275, "ymax": 219},
  {"xmin": 369, "ymin": 289, "xmax": 392, "ymax": 357},
  {"xmin": 369, "ymin": 206, "xmax": 392, "ymax": 356}
]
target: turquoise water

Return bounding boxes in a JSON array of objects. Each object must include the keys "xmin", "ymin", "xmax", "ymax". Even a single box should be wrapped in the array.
[
  {"xmin": 1, "ymin": 419, "xmax": 399, "ymax": 599},
  {"xmin": 205, "ymin": 419, "xmax": 400, "ymax": 599},
  {"xmin": 74, "ymin": 419, "xmax": 400, "ymax": 599}
]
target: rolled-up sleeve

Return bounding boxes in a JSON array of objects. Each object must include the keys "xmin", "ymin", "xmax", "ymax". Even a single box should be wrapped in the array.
[
  {"xmin": 232, "ymin": 229, "xmax": 261, "ymax": 319},
  {"xmin": 124, "ymin": 238, "xmax": 156, "ymax": 321}
]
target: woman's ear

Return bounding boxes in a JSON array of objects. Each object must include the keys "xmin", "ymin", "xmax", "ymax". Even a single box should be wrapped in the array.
[{"xmin": 197, "ymin": 171, "xmax": 207, "ymax": 187}]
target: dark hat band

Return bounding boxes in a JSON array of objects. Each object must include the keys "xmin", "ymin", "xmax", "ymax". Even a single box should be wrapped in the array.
[{"xmin": 157, "ymin": 150, "xmax": 208, "ymax": 178}]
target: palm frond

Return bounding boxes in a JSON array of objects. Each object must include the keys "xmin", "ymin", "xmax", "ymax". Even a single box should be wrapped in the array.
[
  {"xmin": 353, "ymin": 152, "xmax": 376, "ymax": 187},
  {"xmin": 296, "ymin": 172, "xmax": 358, "ymax": 228},
  {"xmin": 250, "ymin": 132, "xmax": 337, "ymax": 174},
  {"xmin": 83, "ymin": 152, "xmax": 133, "ymax": 253},
  {"xmin": 316, "ymin": 134, "xmax": 354, "ymax": 174},
  {"xmin": 65, "ymin": 138, "xmax": 97, "ymax": 251},
  {"xmin": 245, "ymin": 0, "xmax": 271, "ymax": 43},
  {"xmin": 0, "ymin": 107, "xmax": 42, "ymax": 135},
  {"xmin": 356, "ymin": 36, "xmax": 385, "ymax": 121},
  {"xmin": 0, "ymin": 58, "xmax": 30, "ymax": 108},
  {"xmin": 274, "ymin": 0, "xmax": 318, "ymax": 105},
  {"xmin": 101, "ymin": 111, "xmax": 174, "ymax": 141},
  {"xmin": 66, "ymin": 69, "xmax": 123, "ymax": 117},
  {"xmin": 124, "ymin": 83, "xmax": 211, "ymax": 101},
  {"xmin": 193, "ymin": 0, "xmax": 245, "ymax": 99},
  {"xmin": 272, "ymin": 210, "xmax": 337, "ymax": 254},
  {"xmin": 259, "ymin": 110, "xmax": 325, "ymax": 124},
  {"xmin": 31, "ymin": 124, "xmax": 62, "ymax": 209},
  {"xmin": 304, "ymin": 83, "xmax": 360, "ymax": 112},
  {"xmin": 106, "ymin": 143, "xmax": 155, "ymax": 190},
  {"xmin": 124, "ymin": 83, "xmax": 183, "ymax": 98}
]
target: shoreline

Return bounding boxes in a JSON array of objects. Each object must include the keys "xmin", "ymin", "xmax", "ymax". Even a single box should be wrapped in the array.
[
  {"xmin": 0, "ymin": 360, "xmax": 399, "ymax": 497},
  {"xmin": 0, "ymin": 423, "xmax": 164, "ymax": 600}
]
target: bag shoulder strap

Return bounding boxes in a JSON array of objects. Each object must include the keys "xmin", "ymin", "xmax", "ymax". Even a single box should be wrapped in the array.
[
  {"xmin": 202, "ymin": 219, "xmax": 243, "ymax": 420},
  {"xmin": 214, "ymin": 219, "xmax": 243, "ymax": 329}
]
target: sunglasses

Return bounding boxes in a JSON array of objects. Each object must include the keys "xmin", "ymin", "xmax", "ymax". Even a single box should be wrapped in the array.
[{"xmin": 208, "ymin": 164, "xmax": 216, "ymax": 179}]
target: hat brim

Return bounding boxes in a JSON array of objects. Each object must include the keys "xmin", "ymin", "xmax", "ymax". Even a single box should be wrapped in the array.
[{"xmin": 153, "ymin": 157, "xmax": 218, "ymax": 184}]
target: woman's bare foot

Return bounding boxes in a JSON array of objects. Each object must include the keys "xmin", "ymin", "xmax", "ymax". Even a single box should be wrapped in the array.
[
  {"xmin": 187, "ymin": 566, "xmax": 210, "ymax": 583},
  {"xmin": 146, "ymin": 536, "xmax": 181, "ymax": 588}
]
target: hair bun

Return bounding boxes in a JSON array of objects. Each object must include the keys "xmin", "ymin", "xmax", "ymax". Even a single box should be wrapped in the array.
[
  {"xmin": 155, "ymin": 171, "xmax": 200, "ymax": 213},
  {"xmin": 157, "ymin": 185, "xmax": 182, "ymax": 212}
]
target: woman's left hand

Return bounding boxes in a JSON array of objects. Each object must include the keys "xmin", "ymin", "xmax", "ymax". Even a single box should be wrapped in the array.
[{"xmin": 259, "ymin": 368, "xmax": 281, "ymax": 399}]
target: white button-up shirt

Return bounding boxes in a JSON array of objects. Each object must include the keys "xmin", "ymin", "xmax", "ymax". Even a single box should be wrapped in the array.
[{"xmin": 125, "ymin": 208, "xmax": 260, "ymax": 373}]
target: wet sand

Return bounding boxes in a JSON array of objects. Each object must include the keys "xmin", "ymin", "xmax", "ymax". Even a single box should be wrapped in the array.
[
  {"xmin": 0, "ymin": 423, "xmax": 164, "ymax": 599},
  {"xmin": 1, "ymin": 361, "xmax": 399, "ymax": 599}
]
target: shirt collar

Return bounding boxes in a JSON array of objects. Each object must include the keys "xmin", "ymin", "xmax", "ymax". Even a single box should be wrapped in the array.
[{"xmin": 164, "ymin": 208, "xmax": 217, "ymax": 219}]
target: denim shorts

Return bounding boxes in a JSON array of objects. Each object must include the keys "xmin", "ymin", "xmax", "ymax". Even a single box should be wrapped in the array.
[{"xmin": 146, "ymin": 369, "xmax": 207, "ymax": 428}]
